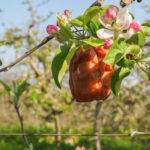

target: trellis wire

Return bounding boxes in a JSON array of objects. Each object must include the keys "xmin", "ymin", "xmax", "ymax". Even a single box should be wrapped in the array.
[{"xmin": 0, "ymin": 131, "xmax": 150, "ymax": 137}]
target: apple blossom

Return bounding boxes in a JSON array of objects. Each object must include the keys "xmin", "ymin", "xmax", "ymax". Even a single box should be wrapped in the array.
[
  {"xmin": 96, "ymin": 6, "xmax": 135, "ymax": 40},
  {"xmin": 105, "ymin": 6, "xmax": 118, "ymax": 21},
  {"xmin": 46, "ymin": 25, "xmax": 58, "ymax": 35},
  {"xmin": 104, "ymin": 39, "xmax": 114, "ymax": 49}
]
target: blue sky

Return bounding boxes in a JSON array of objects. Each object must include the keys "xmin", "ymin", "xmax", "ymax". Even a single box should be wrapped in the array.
[{"xmin": 0, "ymin": 0, "xmax": 150, "ymax": 36}]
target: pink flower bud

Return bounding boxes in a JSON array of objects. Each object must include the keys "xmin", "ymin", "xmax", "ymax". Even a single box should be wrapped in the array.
[
  {"xmin": 75, "ymin": 146, "xmax": 81, "ymax": 150},
  {"xmin": 105, "ymin": 6, "xmax": 118, "ymax": 20},
  {"xmin": 46, "ymin": 25, "xmax": 58, "ymax": 35},
  {"xmin": 64, "ymin": 9, "xmax": 71, "ymax": 17},
  {"xmin": 104, "ymin": 39, "xmax": 114, "ymax": 49},
  {"xmin": 129, "ymin": 21, "xmax": 141, "ymax": 32}
]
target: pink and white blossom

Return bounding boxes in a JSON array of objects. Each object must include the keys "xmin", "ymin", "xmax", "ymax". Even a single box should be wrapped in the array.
[
  {"xmin": 96, "ymin": 6, "xmax": 136, "ymax": 40},
  {"xmin": 105, "ymin": 6, "xmax": 118, "ymax": 21}
]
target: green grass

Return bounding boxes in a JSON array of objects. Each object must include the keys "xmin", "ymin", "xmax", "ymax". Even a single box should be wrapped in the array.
[{"xmin": 0, "ymin": 126, "xmax": 150, "ymax": 150}]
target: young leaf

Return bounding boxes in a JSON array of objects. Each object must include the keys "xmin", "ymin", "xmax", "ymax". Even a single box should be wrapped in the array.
[
  {"xmin": 83, "ymin": 6, "xmax": 101, "ymax": 24},
  {"xmin": 83, "ymin": 36, "xmax": 105, "ymax": 47},
  {"xmin": 0, "ymin": 80, "xmax": 12, "ymax": 94},
  {"xmin": 57, "ymin": 16, "xmax": 74, "ymax": 41},
  {"xmin": 104, "ymin": 41, "xmax": 127, "ymax": 65},
  {"xmin": 86, "ymin": 16, "xmax": 103, "ymax": 37},
  {"xmin": 142, "ymin": 23, "xmax": 150, "ymax": 27},
  {"xmin": 0, "ymin": 40, "xmax": 7, "ymax": 46},
  {"xmin": 17, "ymin": 80, "xmax": 30, "ymax": 97},
  {"xmin": 126, "ymin": 32, "xmax": 146, "ymax": 47},
  {"xmin": 117, "ymin": 57, "xmax": 135, "ymax": 69},
  {"xmin": 127, "ymin": 45, "xmax": 141, "ymax": 55},
  {"xmin": 71, "ymin": 15, "xmax": 84, "ymax": 27},
  {"xmin": 12, "ymin": 80, "xmax": 18, "ymax": 94},
  {"xmin": 0, "ymin": 60, "xmax": 2, "ymax": 66},
  {"xmin": 141, "ymin": 26, "xmax": 150, "ymax": 36},
  {"xmin": 52, "ymin": 43, "xmax": 76, "ymax": 88},
  {"xmin": 111, "ymin": 67, "xmax": 131, "ymax": 96}
]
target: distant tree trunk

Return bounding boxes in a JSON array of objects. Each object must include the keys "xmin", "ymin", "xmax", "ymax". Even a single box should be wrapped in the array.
[
  {"xmin": 54, "ymin": 115, "xmax": 61, "ymax": 150},
  {"xmin": 93, "ymin": 101, "xmax": 103, "ymax": 150}
]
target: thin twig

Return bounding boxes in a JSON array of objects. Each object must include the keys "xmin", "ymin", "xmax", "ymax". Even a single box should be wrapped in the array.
[
  {"xmin": 15, "ymin": 104, "xmax": 29, "ymax": 148},
  {"xmin": 0, "ymin": 36, "xmax": 54, "ymax": 72}
]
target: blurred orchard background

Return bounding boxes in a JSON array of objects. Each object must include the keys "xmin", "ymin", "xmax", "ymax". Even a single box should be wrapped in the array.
[{"xmin": 0, "ymin": 0, "xmax": 150, "ymax": 150}]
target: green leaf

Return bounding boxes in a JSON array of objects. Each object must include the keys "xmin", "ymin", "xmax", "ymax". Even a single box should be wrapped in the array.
[
  {"xmin": 57, "ymin": 16, "xmax": 74, "ymax": 41},
  {"xmin": 117, "ymin": 58, "xmax": 135, "ymax": 69},
  {"xmin": 58, "ymin": 25, "xmax": 74, "ymax": 41},
  {"xmin": 0, "ymin": 40, "xmax": 7, "ymax": 46},
  {"xmin": 86, "ymin": 16, "xmax": 103, "ymax": 37},
  {"xmin": 126, "ymin": 32, "xmax": 146, "ymax": 47},
  {"xmin": 83, "ymin": 36, "xmax": 105, "ymax": 47},
  {"xmin": 12, "ymin": 80, "xmax": 18, "ymax": 94},
  {"xmin": 71, "ymin": 15, "xmax": 84, "ymax": 27},
  {"xmin": 104, "ymin": 41, "xmax": 127, "ymax": 65},
  {"xmin": 141, "ymin": 26, "xmax": 150, "ymax": 36},
  {"xmin": 17, "ymin": 80, "xmax": 30, "ymax": 97},
  {"xmin": 142, "ymin": 23, "xmax": 150, "ymax": 27},
  {"xmin": 127, "ymin": 45, "xmax": 141, "ymax": 55},
  {"xmin": 83, "ymin": 6, "xmax": 101, "ymax": 24},
  {"xmin": 0, "ymin": 60, "xmax": 2, "ymax": 66},
  {"xmin": 0, "ymin": 80, "xmax": 12, "ymax": 95},
  {"xmin": 111, "ymin": 67, "xmax": 131, "ymax": 96},
  {"xmin": 52, "ymin": 43, "xmax": 77, "ymax": 88}
]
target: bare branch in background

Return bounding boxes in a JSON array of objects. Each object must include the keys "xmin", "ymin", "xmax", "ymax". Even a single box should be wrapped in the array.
[{"xmin": 0, "ymin": 36, "xmax": 54, "ymax": 72}]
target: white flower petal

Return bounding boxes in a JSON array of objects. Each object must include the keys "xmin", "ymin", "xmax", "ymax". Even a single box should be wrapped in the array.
[
  {"xmin": 122, "ymin": 13, "xmax": 132, "ymax": 30},
  {"xmin": 98, "ymin": 15, "xmax": 113, "ymax": 29},
  {"xmin": 116, "ymin": 7, "xmax": 132, "ymax": 30},
  {"xmin": 96, "ymin": 29, "xmax": 114, "ymax": 40},
  {"xmin": 119, "ymin": 28, "xmax": 135, "ymax": 39}
]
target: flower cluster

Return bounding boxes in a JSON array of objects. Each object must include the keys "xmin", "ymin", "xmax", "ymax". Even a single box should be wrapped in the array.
[
  {"xmin": 46, "ymin": 9, "xmax": 71, "ymax": 36},
  {"xmin": 96, "ymin": 6, "xmax": 141, "ymax": 40}
]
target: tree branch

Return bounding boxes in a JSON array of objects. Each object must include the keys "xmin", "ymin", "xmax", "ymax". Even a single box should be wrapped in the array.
[
  {"xmin": 0, "ymin": 36, "xmax": 53, "ymax": 72},
  {"xmin": 15, "ymin": 104, "xmax": 29, "ymax": 148},
  {"xmin": 90, "ymin": 0, "xmax": 104, "ymax": 7},
  {"xmin": 120, "ymin": 0, "xmax": 142, "ymax": 7}
]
